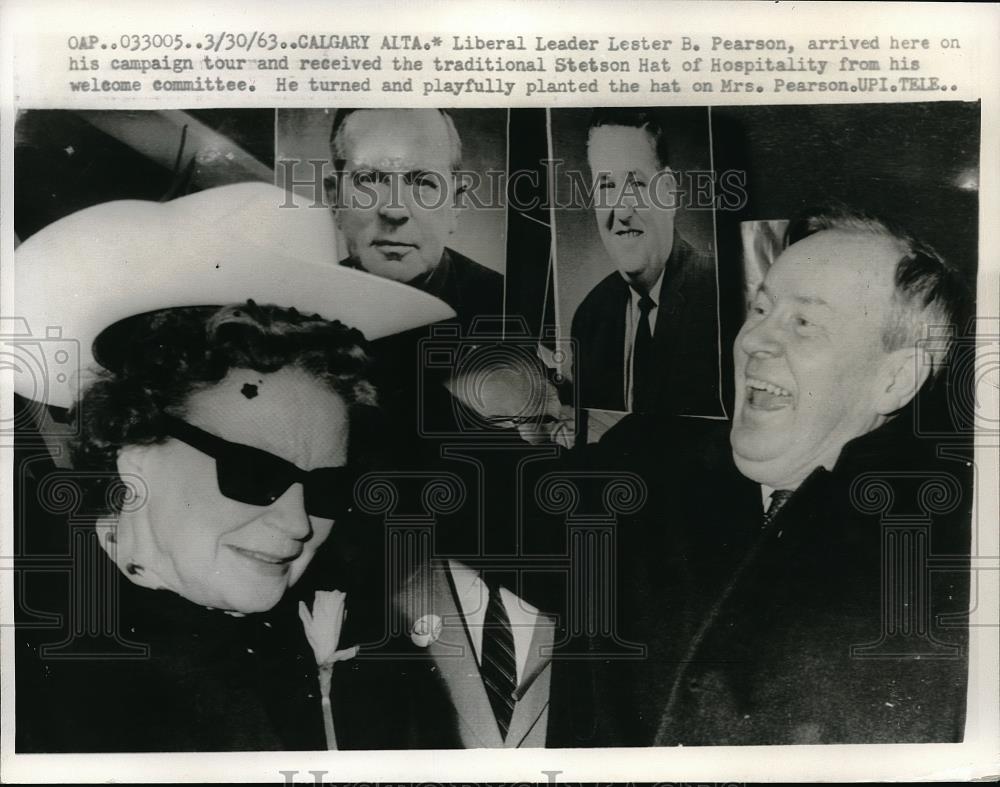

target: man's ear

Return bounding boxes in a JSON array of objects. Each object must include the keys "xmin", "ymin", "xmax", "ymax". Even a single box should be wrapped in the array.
[
  {"xmin": 656, "ymin": 167, "xmax": 679, "ymax": 212},
  {"xmin": 874, "ymin": 345, "xmax": 932, "ymax": 416}
]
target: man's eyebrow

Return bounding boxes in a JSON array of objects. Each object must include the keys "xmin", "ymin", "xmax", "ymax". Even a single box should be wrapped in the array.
[
  {"xmin": 346, "ymin": 163, "xmax": 420, "ymax": 172},
  {"xmin": 760, "ymin": 284, "xmax": 831, "ymax": 308},
  {"xmin": 345, "ymin": 165, "xmax": 451, "ymax": 181},
  {"xmin": 792, "ymin": 295, "xmax": 831, "ymax": 308}
]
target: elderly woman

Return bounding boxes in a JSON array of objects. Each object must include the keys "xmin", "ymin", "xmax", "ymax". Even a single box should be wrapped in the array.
[{"xmin": 13, "ymin": 183, "xmax": 452, "ymax": 752}]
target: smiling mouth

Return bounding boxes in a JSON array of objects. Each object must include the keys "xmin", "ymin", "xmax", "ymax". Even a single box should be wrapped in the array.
[
  {"xmin": 614, "ymin": 228, "xmax": 643, "ymax": 239},
  {"xmin": 228, "ymin": 545, "xmax": 300, "ymax": 567},
  {"xmin": 745, "ymin": 376, "xmax": 793, "ymax": 411}
]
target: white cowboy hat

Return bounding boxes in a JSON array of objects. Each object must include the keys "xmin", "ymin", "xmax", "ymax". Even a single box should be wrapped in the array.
[{"xmin": 13, "ymin": 181, "xmax": 455, "ymax": 408}]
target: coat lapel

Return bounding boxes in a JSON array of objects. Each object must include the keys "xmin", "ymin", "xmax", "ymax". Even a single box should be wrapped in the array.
[
  {"xmin": 394, "ymin": 561, "xmax": 555, "ymax": 748},
  {"xmin": 429, "ymin": 565, "xmax": 507, "ymax": 747},
  {"xmin": 601, "ymin": 277, "xmax": 631, "ymax": 411},
  {"xmin": 652, "ymin": 236, "xmax": 691, "ymax": 351},
  {"xmin": 505, "ymin": 610, "xmax": 555, "ymax": 747},
  {"xmin": 394, "ymin": 561, "xmax": 502, "ymax": 746}
]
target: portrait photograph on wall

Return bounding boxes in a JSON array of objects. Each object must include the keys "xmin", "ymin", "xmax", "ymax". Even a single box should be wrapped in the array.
[
  {"xmin": 549, "ymin": 106, "xmax": 726, "ymax": 421},
  {"xmin": 9, "ymin": 100, "xmax": 984, "ymax": 758},
  {"xmin": 276, "ymin": 108, "xmax": 508, "ymax": 332}
]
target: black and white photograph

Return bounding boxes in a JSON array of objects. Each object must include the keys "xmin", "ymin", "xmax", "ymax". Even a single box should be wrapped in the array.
[
  {"xmin": 2, "ymin": 2, "xmax": 997, "ymax": 780},
  {"xmin": 276, "ymin": 107, "xmax": 508, "ymax": 332},
  {"xmin": 550, "ymin": 106, "xmax": 726, "ymax": 418},
  {"xmin": 10, "ymin": 99, "xmax": 982, "ymax": 755}
]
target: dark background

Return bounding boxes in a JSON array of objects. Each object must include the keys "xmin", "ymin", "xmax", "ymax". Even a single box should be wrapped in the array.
[
  {"xmin": 711, "ymin": 101, "xmax": 980, "ymax": 320},
  {"xmin": 711, "ymin": 101, "xmax": 979, "ymax": 281},
  {"xmin": 15, "ymin": 109, "xmax": 275, "ymax": 244}
]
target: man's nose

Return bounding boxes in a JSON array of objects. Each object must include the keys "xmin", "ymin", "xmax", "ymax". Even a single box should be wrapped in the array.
[
  {"xmin": 739, "ymin": 314, "xmax": 785, "ymax": 357},
  {"xmin": 610, "ymin": 194, "xmax": 637, "ymax": 225},
  {"xmin": 263, "ymin": 483, "xmax": 313, "ymax": 541},
  {"xmin": 377, "ymin": 177, "xmax": 412, "ymax": 223}
]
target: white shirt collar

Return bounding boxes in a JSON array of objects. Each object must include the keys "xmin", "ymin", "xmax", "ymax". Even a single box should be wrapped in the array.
[
  {"xmin": 447, "ymin": 560, "xmax": 539, "ymax": 685},
  {"xmin": 760, "ymin": 484, "xmax": 775, "ymax": 512},
  {"xmin": 628, "ymin": 267, "xmax": 666, "ymax": 309}
]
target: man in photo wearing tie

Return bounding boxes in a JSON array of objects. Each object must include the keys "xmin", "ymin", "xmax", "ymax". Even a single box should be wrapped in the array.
[
  {"xmin": 563, "ymin": 205, "xmax": 973, "ymax": 746},
  {"xmin": 384, "ymin": 559, "xmax": 556, "ymax": 749},
  {"xmin": 570, "ymin": 108, "xmax": 723, "ymax": 415}
]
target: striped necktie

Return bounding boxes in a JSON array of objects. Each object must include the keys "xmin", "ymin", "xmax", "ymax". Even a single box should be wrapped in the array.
[
  {"xmin": 480, "ymin": 577, "xmax": 517, "ymax": 739},
  {"xmin": 764, "ymin": 489, "xmax": 794, "ymax": 527}
]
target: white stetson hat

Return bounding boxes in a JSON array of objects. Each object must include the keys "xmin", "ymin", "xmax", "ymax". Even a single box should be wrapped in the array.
[{"xmin": 13, "ymin": 181, "xmax": 455, "ymax": 409}]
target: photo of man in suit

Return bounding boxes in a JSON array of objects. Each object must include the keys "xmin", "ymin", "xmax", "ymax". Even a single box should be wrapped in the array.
[
  {"xmin": 384, "ymin": 559, "xmax": 556, "ymax": 748},
  {"xmin": 327, "ymin": 108, "xmax": 504, "ymax": 332},
  {"xmin": 570, "ymin": 108, "xmax": 723, "ymax": 415},
  {"xmin": 564, "ymin": 205, "xmax": 973, "ymax": 746}
]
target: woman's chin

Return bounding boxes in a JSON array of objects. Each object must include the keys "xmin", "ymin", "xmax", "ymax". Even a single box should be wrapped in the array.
[
  {"xmin": 225, "ymin": 592, "xmax": 283, "ymax": 615},
  {"xmin": 204, "ymin": 579, "xmax": 287, "ymax": 615}
]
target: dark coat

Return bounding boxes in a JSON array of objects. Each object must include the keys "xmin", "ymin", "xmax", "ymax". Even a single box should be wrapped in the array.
[
  {"xmin": 548, "ymin": 412, "xmax": 972, "ymax": 746},
  {"xmin": 15, "ymin": 548, "xmax": 331, "ymax": 752},
  {"xmin": 570, "ymin": 234, "xmax": 724, "ymax": 416},
  {"xmin": 342, "ymin": 247, "xmax": 504, "ymax": 335}
]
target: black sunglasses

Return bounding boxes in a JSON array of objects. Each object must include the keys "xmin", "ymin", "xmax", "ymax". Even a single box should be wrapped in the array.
[{"xmin": 160, "ymin": 414, "xmax": 355, "ymax": 520}]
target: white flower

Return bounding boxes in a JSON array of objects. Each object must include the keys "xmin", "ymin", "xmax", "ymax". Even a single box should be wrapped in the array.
[
  {"xmin": 298, "ymin": 590, "xmax": 359, "ymax": 667},
  {"xmin": 410, "ymin": 613, "xmax": 443, "ymax": 648},
  {"xmin": 298, "ymin": 590, "xmax": 358, "ymax": 751}
]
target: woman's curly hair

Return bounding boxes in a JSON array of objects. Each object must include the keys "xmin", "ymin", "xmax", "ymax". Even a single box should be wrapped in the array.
[{"xmin": 71, "ymin": 301, "xmax": 377, "ymax": 511}]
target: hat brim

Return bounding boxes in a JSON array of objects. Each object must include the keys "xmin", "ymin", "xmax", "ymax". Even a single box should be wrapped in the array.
[{"xmin": 14, "ymin": 182, "xmax": 456, "ymax": 408}]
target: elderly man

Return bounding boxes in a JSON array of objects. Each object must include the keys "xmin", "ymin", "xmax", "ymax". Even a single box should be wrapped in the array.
[
  {"xmin": 571, "ymin": 108, "xmax": 723, "ymax": 415},
  {"xmin": 328, "ymin": 108, "xmax": 503, "ymax": 332},
  {"xmin": 549, "ymin": 205, "xmax": 973, "ymax": 746}
]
